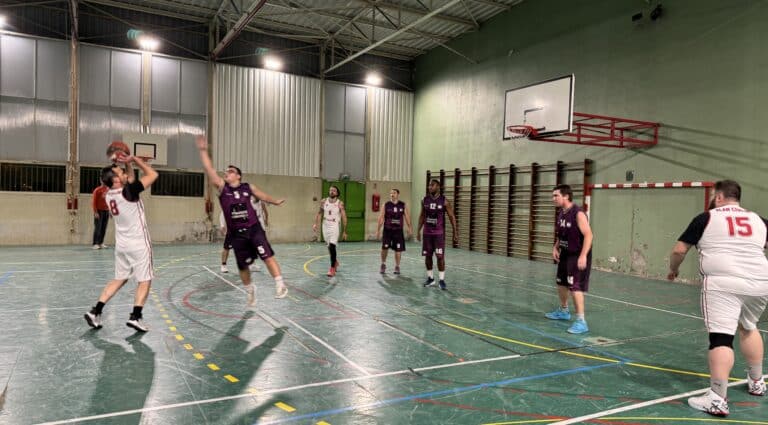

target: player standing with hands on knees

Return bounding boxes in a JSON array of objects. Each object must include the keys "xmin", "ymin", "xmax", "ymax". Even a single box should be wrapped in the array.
[{"xmin": 197, "ymin": 136, "xmax": 288, "ymax": 305}]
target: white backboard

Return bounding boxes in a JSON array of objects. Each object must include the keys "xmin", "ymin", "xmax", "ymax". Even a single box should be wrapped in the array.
[
  {"xmin": 503, "ymin": 75, "xmax": 574, "ymax": 139},
  {"xmin": 123, "ymin": 133, "xmax": 167, "ymax": 165}
]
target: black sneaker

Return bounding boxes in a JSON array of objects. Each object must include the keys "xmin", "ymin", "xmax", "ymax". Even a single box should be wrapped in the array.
[
  {"xmin": 126, "ymin": 317, "xmax": 149, "ymax": 332},
  {"xmin": 439, "ymin": 280, "xmax": 447, "ymax": 290},
  {"xmin": 423, "ymin": 277, "xmax": 436, "ymax": 287},
  {"xmin": 84, "ymin": 311, "xmax": 102, "ymax": 329}
]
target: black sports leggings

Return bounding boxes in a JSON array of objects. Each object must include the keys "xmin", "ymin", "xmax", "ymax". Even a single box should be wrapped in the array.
[{"xmin": 329, "ymin": 243, "xmax": 337, "ymax": 267}]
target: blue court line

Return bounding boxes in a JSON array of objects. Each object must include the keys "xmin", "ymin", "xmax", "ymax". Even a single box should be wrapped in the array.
[
  {"xmin": 500, "ymin": 319, "xmax": 633, "ymax": 363},
  {"xmin": 255, "ymin": 362, "xmax": 621, "ymax": 425},
  {"xmin": 0, "ymin": 272, "xmax": 13, "ymax": 285}
]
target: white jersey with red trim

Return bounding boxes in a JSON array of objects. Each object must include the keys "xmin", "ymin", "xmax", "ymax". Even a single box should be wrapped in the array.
[
  {"xmin": 322, "ymin": 198, "xmax": 342, "ymax": 227},
  {"xmin": 698, "ymin": 206, "xmax": 768, "ymax": 295},
  {"xmin": 106, "ymin": 182, "xmax": 152, "ymax": 252}
]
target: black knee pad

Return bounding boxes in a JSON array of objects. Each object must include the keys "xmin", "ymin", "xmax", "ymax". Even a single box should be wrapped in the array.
[{"xmin": 709, "ymin": 333, "xmax": 734, "ymax": 350}]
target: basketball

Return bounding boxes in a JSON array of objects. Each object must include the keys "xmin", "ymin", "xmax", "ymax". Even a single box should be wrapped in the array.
[{"xmin": 106, "ymin": 141, "xmax": 130, "ymax": 162}]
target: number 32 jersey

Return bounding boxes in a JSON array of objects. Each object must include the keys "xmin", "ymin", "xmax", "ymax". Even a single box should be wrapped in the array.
[{"xmin": 679, "ymin": 206, "xmax": 768, "ymax": 295}]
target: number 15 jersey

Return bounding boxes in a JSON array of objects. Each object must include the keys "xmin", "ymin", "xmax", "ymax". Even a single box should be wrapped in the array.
[{"xmin": 679, "ymin": 206, "xmax": 768, "ymax": 295}]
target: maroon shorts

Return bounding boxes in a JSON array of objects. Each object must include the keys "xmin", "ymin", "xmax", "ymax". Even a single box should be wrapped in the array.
[
  {"xmin": 230, "ymin": 225, "xmax": 274, "ymax": 270},
  {"xmin": 382, "ymin": 228, "xmax": 406, "ymax": 252},
  {"xmin": 556, "ymin": 252, "xmax": 591, "ymax": 292},
  {"xmin": 421, "ymin": 233, "xmax": 445, "ymax": 258}
]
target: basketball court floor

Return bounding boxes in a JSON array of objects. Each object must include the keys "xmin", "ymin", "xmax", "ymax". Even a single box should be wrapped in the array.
[{"xmin": 0, "ymin": 242, "xmax": 766, "ymax": 424}]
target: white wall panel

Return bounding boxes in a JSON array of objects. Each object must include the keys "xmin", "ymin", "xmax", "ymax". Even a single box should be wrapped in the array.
[
  {"xmin": 368, "ymin": 88, "xmax": 413, "ymax": 181},
  {"xmin": 1, "ymin": 35, "xmax": 36, "ymax": 98},
  {"xmin": 213, "ymin": 64, "xmax": 320, "ymax": 177}
]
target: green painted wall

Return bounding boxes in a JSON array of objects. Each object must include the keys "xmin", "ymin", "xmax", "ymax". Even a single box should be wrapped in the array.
[{"xmin": 412, "ymin": 0, "xmax": 768, "ymax": 280}]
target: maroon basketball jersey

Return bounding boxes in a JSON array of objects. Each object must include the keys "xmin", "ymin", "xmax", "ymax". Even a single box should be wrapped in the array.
[
  {"xmin": 384, "ymin": 201, "xmax": 405, "ymax": 230},
  {"xmin": 422, "ymin": 195, "xmax": 446, "ymax": 236},
  {"xmin": 219, "ymin": 183, "xmax": 260, "ymax": 231},
  {"xmin": 557, "ymin": 204, "xmax": 586, "ymax": 255}
]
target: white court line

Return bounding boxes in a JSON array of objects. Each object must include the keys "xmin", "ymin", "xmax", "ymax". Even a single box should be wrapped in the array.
[
  {"xmin": 34, "ymin": 353, "xmax": 522, "ymax": 424},
  {"xmin": 0, "ymin": 301, "xmax": 184, "ymax": 314},
  {"xmin": 283, "ymin": 317, "xmax": 371, "ymax": 376},
  {"xmin": 206, "ymin": 264, "xmax": 372, "ymax": 376},
  {"xmin": 201, "ymin": 266, "xmax": 283, "ymax": 328},
  {"xmin": 551, "ymin": 375, "xmax": 766, "ymax": 425},
  {"xmin": 3, "ymin": 265, "xmax": 204, "ymax": 274}
]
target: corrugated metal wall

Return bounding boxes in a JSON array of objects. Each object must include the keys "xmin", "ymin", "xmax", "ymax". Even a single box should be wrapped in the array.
[
  {"xmin": 368, "ymin": 87, "xmax": 413, "ymax": 181},
  {"xmin": 213, "ymin": 64, "xmax": 321, "ymax": 177}
]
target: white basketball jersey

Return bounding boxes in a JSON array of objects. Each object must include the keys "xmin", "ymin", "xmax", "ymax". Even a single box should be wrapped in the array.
[
  {"xmin": 323, "ymin": 198, "xmax": 341, "ymax": 226},
  {"xmin": 106, "ymin": 183, "xmax": 151, "ymax": 252},
  {"xmin": 698, "ymin": 206, "xmax": 768, "ymax": 295}
]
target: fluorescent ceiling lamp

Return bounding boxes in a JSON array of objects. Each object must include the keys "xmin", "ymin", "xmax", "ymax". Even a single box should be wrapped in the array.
[
  {"xmin": 365, "ymin": 73, "xmax": 382, "ymax": 86},
  {"xmin": 264, "ymin": 56, "xmax": 282, "ymax": 70},
  {"xmin": 138, "ymin": 36, "xmax": 159, "ymax": 51}
]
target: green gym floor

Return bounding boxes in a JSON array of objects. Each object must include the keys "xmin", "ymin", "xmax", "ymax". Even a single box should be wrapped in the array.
[{"xmin": 0, "ymin": 242, "xmax": 766, "ymax": 425}]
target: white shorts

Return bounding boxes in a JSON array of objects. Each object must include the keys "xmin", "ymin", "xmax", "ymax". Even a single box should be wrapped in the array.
[
  {"xmin": 701, "ymin": 289, "xmax": 768, "ymax": 334},
  {"xmin": 115, "ymin": 247, "xmax": 154, "ymax": 283},
  {"xmin": 323, "ymin": 224, "xmax": 339, "ymax": 245}
]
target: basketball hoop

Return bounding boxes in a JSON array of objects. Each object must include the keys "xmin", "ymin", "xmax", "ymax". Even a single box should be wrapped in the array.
[{"xmin": 506, "ymin": 125, "xmax": 538, "ymax": 139}]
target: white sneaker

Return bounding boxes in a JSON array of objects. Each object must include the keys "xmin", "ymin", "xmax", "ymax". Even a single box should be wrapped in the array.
[
  {"xmin": 220, "ymin": 264, "xmax": 228, "ymax": 273},
  {"xmin": 747, "ymin": 374, "xmax": 767, "ymax": 396},
  {"xmin": 688, "ymin": 389, "xmax": 729, "ymax": 416},
  {"xmin": 92, "ymin": 244, "xmax": 100, "ymax": 250},
  {"xmin": 126, "ymin": 317, "xmax": 149, "ymax": 332},
  {"xmin": 84, "ymin": 311, "xmax": 102, "ymax": 328},
  {"xmin": 275, "ymin": 283, "xmax": 288, "ymax": 299},
  {"xmin": 100, "ymin": 244, "xmax": 108, "ymax": 249},
  {"xmin": 249, "ymin": 263, "xmax": 261, "ymax": 272},
  {"xmin": 245, "ymin": 285, "xmax": 255, "ymax": 306}
]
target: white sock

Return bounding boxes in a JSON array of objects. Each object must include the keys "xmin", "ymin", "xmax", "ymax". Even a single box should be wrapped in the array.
[
  {"xmin": 711, "ymin": 379, "xmax": 728, "ymax": 399},
  {"xmin": 438, "ymin": 271, "xmax": 445, "ymax": 280},
  {"xmin": 274, "ymin": 275, "xmax": 284, "ymax": 286},
  {"xmin": 748, "ymin": 364, "xmax": 763, "ymax": 381},
  {"xmin": 575, "ymin": 313, "xmax": 585, "ymax": 321},
  {"xmin": 427, "ymin": 270, "xmax": 434, "ymax": 278}
]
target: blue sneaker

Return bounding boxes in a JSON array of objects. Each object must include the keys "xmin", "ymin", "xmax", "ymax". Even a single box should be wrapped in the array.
[
  {"xmin": 545, "ymin": 308, "xmax": 571, "ymax": 320},
  {"xmin": 423, "ymin": 277, "xmax": 436, "ymax": 287},
  {"xmin": 567, "ymin": 319, "xmax": 589, "ymax": 334},
  {"xmin": 439, "ymin": 280, "xmax": 447, "ymax": 290}
]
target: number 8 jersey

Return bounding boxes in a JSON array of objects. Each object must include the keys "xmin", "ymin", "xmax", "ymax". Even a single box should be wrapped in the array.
[
  {"xmin": 106, "ymin": 180, "xmax": 151, "ymax": 252},
  {"xmin": 679, "ymin": 206, "xmax": 768, "ymax": 295}
]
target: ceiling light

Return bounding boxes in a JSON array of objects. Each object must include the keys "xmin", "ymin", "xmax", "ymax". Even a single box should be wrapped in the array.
[
  {"xmin": 365, "ymin": 73, "xmax": 382, "ymax": 86},
  {"xmin": 138, "ymin": 36, "xmax": 159, "ymax": 51},
  {"xmin": 264, "ymin": 56, "xmax": 282, "ymax": 70}
]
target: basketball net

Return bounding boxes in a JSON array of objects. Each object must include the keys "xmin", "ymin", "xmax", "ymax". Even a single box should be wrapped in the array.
[{"xmin": 506, "ymin": 125, "xmax": 538, "ymax": 139}]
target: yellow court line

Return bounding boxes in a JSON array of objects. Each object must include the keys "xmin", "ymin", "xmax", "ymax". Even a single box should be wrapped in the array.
[
  {"xmin": 438, "ymin": 320, "xmax": 620, "ymax": 364},
  {"xmin": 169, "ymin": 326, "xmax": 177, "ymax": 331},
  {"xmin": 207, "ymin": 363, "xmax": 220, "ymax": 371},
  {"xmin": 317, "ymin": 421, "xmax": 332, "ymax": 425},
  {"xmin": 274, "ymin": 402, "xmax": 296, "ymax": 412},
  {"xmin": 247, "ymin": 387, "xmax": 259, "ymax": 394},
  {"xmin": 223, "ymin": 374, "xmax": 239, "ymax": 383},
  {"xmin": 438, "ymin": 320, "xmax": 737, "ymax": 381},
  {"xmin": 482, "ymin": 420, "xmax": 553, "ymax": 425},
  {"xmin": 183, "ymin": 344, "xmax": 193, "ymax": 350},
  {"xmin": 165, "ymin": 319, "xmax": 173, "ymax": 324},
  {"xmin": 302, "ymin": 248, "xmax": 382, "ymax": 277},
  {"xmin": 193, "ymin": 353, "xmax": 204, "ymax": 360},
  {"xmin": 175, "ymin": 334, "xmax": 184, "ymax": 341}
]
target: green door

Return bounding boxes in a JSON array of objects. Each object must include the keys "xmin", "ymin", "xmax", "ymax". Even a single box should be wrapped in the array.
[{"xmin": 322, "ymin": 180, "xmax": 366, "ymax": 242}]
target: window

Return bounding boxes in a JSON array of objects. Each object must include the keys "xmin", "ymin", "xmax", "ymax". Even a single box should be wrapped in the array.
[
  {"xmin": 151, "ymin": 171, "xmax": 203, "ymax": 197},
  {"xmin": 0, "ymin": 163, "xmax": 65, "ymax": 192},
  {"xmin": 80, "ymin": 166, "xmax": 104, "ymax": 194}
]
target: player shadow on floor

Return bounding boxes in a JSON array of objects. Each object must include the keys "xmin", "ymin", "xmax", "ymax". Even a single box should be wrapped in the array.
[
  {"xmin": 80, "ymin": 332, "xmax": 155, "ymax": 424},
  {"xmin": 206, "ymin": 310, "xmax": 290, "ymax": 425}
]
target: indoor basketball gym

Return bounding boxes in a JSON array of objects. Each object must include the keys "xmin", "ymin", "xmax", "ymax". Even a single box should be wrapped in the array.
[{"xmin": 1, "ymin": 1, "xmax": 767, "ymax": 424}]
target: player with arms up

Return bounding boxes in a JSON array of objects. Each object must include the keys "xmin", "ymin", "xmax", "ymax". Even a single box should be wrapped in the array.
[
  {"xmin": 84, "ymin": 150, "xmax": 158, "ymax": 332},
  {"xmin": 197, "ymin": 136, "xmax": 288, "ymax": 305}
]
